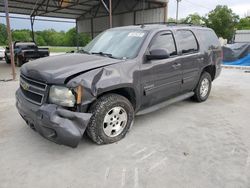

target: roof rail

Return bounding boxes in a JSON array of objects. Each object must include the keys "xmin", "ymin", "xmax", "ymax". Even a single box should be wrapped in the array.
[{"xmin": 138, "ymin": 22, "xmax": 207, "ymax": 28}]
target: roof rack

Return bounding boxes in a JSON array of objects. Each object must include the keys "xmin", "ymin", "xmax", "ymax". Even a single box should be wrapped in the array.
[{"xmin": 138, "ymin": 22, "xmax": 207, "ymax": 28}]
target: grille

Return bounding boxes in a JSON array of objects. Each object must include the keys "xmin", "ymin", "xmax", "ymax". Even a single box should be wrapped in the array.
[{"xmin": 20, "ymin": 74, "xmax": 47, "ymax": 105}]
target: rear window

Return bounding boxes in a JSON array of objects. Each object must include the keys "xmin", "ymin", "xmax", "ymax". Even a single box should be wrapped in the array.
[
  {"xmin": 197, "ymin": 29, "xmax": 220, "ymax": 49},
  {"xmin": 175, "ymin": 30, "xmax": 198, "ymax": 54}
]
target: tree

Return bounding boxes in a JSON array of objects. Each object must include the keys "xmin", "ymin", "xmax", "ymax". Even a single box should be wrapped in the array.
[
  {"xmin": 0, "ymin": 23, "xmax": 7, "ymax": 45},
  {"xmin": 0, "ymin": 24, "xmax": 91, "ymax": 47},
  {"xmin": 65, "ymin": 28, "xmax": 91, "ymax": 47},
  {"xmin": 12, "ymin": 29, "xmax": 32, "ymax": 42},
  {"xmin": 236, "ymin": 17, "xmax": 250, "ymax": 30},
  {"xmin": 35, "ymin": 35, "xmax": 46, "ymax": 46},
  {"xmin": 183, "ymin": 13, "xmax": 204, "ymax": 25},
  {"xmin": 167, "ymin": 17, "xmax": 176, "ymax": 23},
  {"xmin": 204, "ymin": 5, "xmax": 239, "ymax": 40}
]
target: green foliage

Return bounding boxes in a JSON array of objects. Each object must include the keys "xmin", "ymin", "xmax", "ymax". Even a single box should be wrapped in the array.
[
  {"xmin": 64, "ymin": 28, "xmax": 91, "ymax": 47},
  {"xmin": 183, "ymin": 13, "xmax": 205, "ymax": 25},
  {"xmin": 0, "ymin": 24, "xmax": 7, "ymax": 45},
  {"xmin": 167, "ymin": 18, "xmax": 176, "ymax": 23},
  {"xmin": 204, "ymin": 5, "xmax": 239, "ymax": 40},
  {"xmin": 236, "ymin": 17, "xmax": 250, "ymax": 30},
  {"xmin": 0, "ymin": 26, "xmax": 91, "ymax": 47},
  {"xmin": 12, "ymin": 29, "xmax": 32, "ymax": 42}
]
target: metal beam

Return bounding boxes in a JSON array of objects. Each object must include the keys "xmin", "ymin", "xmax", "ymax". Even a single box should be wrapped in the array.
[
  {"xmin": 0, "ymin": 15, "xmax": 76, "ymax": 23},
  {"xmin": 4, "ymin": 0, "xmax": 16, "ymax": 80},
  {"xmin": 36, "ymin": 0, "xmax": 93, "ymax": 16}
]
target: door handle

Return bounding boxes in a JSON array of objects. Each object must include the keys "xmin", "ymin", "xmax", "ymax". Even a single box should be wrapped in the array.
[
  {"xmin": 198, "ymin": 57, "xmax": 204, "ymax": 62},
  {"xmin": 172, "ymin": 63, "xmax": 181, "ymax": 69}
]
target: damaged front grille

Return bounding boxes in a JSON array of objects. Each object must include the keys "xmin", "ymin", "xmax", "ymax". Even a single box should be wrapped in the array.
[{"xmin": 20, "ymin": 74, "xmax": 47, "ymax": 105}]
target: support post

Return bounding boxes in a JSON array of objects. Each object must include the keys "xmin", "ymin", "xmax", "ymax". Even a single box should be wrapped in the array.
[
  {"xmin": 91, "ymin": 18, "xmax": 94, "ymax": 39},
  {"xmin": 164, "ymin": 0, "xmax": 168, "ymax": 22},
  {"xmin": 109, "ymin": 0, "xmax": 112, "ymax": 28},
  {"xmin": 4, "ymin": 0, "xmax": 16, "ymax": 80},
  {"xmin": 133, "ymin": 11, "xmax": 136, "ymax": 25},
  {"xmin": 76, "ymin": 20, "xmax": 79, "ymax": 51},
  {"xmin": 176, "ymin": 0, "xmax": 181, "ymax": 22},
  {"xmin": 30, "ymin": 16, "xmax": 35, "ymax": 42}
]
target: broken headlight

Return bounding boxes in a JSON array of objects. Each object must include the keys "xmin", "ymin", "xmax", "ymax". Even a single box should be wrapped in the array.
[{"xmin": 49, "ymin": 86, "xmax": 76, "ymax": 107}]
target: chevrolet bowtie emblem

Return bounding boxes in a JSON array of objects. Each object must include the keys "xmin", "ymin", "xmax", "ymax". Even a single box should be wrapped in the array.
[{"xmin": 20, "ymin": 80, "xmax": 30, "ymax": 91}]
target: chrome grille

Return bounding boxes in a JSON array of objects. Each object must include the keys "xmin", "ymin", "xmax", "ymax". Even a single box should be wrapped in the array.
[{"xmin": 20, "ymin": 74, "xmax": 47, "ymax": 105}]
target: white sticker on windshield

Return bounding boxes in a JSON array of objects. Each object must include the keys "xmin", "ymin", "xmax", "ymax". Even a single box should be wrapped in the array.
[{"xmin": 128, "ymin": 32, "xmax": 145, "ymax": 37}]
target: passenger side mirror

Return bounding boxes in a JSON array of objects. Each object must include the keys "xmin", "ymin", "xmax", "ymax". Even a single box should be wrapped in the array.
[{"xmin": 146, "ymin": 49, "xmax": 170, "ymax": 60}]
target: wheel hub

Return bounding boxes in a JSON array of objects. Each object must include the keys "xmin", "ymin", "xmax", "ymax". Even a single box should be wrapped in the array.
[
  {"xmin": 103, "ymin": 106, "xmax": 128, "ymax": 137},
  {"xmin": 200, "ymin": 78, "xmax": 210, "ymax": 98}
]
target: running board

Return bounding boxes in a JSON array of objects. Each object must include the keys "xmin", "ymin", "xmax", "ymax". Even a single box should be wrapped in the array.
[{"xmin": 136, "ymin": 92, "xmax": 194, "ymax": 116}]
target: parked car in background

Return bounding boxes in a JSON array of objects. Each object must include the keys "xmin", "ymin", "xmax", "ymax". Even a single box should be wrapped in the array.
[
  {"xmin": 5, "ymin": 41, "xmax": 49, "ymax": 67},
  {"xmin": 0, "ymin": 47, "xmax": 5, "ymax": 60},
  {"xmin": 16, "ymin": 24, "xmax": 222, "ymax": 148}
]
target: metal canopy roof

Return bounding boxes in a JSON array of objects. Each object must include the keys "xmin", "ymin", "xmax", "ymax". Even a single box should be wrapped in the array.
[{"xmin": 0, "ymin": 0, "xmax": 167, "ymax": 20}]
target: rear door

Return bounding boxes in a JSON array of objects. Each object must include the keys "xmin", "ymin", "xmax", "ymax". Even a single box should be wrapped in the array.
[
  {"xmin": 174, "ymin": 29, "xmax": 203, "ymax": 92},
  {"xmin": 140, "ymin": 31, "xmax": 182, "ymax": 108}
]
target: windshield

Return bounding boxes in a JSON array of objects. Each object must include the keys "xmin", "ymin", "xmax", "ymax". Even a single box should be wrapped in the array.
[{"xmin": 83, "ymin": 29, "xmax": 148, "ymax": 59}]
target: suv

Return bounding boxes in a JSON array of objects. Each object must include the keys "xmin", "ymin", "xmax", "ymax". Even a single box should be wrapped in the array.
[{"xmin": 16, "ymin": 24, "xmax": 222, "ymax": 148}]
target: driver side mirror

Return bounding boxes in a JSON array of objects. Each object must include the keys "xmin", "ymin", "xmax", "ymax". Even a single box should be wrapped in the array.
[{"xmin": 146, "ymin": 49, "xmax": 170, "ymax": 60}]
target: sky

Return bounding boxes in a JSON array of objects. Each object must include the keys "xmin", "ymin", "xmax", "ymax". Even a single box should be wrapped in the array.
[{"xmin": 0, "ymin": 0, "xmax": 250, "ymax": 31}]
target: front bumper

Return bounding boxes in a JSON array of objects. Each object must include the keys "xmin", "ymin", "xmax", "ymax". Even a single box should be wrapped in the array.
[{"xmin": 16, "ymin": 89, "xmax": 92, "ymax": 148}]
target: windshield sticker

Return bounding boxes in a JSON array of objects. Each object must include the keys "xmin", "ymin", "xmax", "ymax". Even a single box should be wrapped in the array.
[{"xmin": 128, "ymin": 32, "xmax": 145, "ymax": 37}]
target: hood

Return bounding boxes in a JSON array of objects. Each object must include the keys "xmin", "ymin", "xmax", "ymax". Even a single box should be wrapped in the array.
[{"xmin": 21, "ymin": 53, "xmax": 122, "ymax": 84}]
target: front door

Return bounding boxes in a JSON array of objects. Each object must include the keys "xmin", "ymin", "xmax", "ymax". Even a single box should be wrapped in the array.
[{"xmin": 140, "ymin": 31, "xmax": 182, "ymax": 109}]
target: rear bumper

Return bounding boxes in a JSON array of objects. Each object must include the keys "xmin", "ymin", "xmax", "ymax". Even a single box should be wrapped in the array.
[{"xmin": 16, "ymin": 89, "xmax": 92, "ymax": 148}]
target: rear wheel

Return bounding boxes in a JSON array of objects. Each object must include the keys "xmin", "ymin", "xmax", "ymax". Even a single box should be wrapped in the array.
[
  {"xmin": 86, "ymin": 94, "xmax": 134, "ymax": 145},
  {"xmin": 192, "ymin": 72, "xmax": 212, "ymax": 102}
]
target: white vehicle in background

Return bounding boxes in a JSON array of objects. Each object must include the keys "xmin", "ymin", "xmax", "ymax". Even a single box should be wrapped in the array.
[{"xmin": 0, "ymin": 47, "xmax": 5, "ymax": 60}]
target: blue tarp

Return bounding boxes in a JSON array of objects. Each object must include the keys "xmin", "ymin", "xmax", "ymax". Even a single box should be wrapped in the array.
[{"xmin": 223, "ymin": 54, "xmax": 250, "ymax": 66}]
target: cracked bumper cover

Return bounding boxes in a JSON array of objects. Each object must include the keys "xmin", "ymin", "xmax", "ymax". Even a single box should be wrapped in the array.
[{"xmin": 16, "ymin": 89, "xmax": 92, "ymax": 148}]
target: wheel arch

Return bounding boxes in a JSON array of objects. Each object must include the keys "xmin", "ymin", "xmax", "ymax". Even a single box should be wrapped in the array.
[
  {"xmin": 202, "ymin": 65, "xmax": 216, "ymax": 81},
  {"xmin": 98, "ymin": 87, "xmax": 137, "ymax": 110}
]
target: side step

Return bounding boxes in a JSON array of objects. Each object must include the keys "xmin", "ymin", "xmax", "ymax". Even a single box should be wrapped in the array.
[{"xmin": 136, "ymin": 92, "xmax": 194, "ymax": 116}]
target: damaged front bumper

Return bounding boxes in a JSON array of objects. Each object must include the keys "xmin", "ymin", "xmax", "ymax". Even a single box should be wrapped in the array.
[{"xmin": 16, "ymin": 89, "xmax": 92, "ymax": 148}]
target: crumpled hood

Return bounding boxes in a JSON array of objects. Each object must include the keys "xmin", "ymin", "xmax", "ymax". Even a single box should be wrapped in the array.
[{"xmin": 21, "ymin": 53, "xmax": 122, "ymax": 84}]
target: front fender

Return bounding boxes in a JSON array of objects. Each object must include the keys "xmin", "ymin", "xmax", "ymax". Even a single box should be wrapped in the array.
[{"xmin": 66, "ymin": 62, "xmax": 140, "ymax": 109}]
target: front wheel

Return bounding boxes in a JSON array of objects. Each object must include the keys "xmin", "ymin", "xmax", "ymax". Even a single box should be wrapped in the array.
[
  {"xmin": 86, "ymin": 94, "xmax": 134, "ymax": 145},
  {"xmin": 192, "ymin": 72, "xmax": 212, "ymax": 102},
  {"xmin": 16, "ymin": 57, "xmax": 23, "ymax": 67}
]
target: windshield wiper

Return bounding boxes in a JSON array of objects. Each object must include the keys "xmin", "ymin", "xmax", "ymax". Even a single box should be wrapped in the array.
[
  {"xmin": 91, "ymin": 52, "xmax": 118, "ymax": 59},
  {"xmin": 79, "ymin": 49, "xmax": 91, "ymax": 54}
]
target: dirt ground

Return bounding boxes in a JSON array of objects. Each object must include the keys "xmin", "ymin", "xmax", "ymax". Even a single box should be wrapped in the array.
[{"xmin": 0, "ymin": 60, "xmax": 250, "ymax": 188}]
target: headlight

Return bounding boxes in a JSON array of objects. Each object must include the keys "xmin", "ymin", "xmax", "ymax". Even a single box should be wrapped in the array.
[{"xmin": 49, "ymin": 86, "xmax": 76, "ymax": 107}]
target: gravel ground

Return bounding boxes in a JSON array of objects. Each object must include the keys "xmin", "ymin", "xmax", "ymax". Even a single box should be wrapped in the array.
[{"xmin": 0, "ymin": 60, "xmax": 250, "ymax": 188}]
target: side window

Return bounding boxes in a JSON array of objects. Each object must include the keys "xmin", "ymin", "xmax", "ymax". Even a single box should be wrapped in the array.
[
  {"xmin": 176, "ymin": 30, "xmax": 198, "ymax": 54},
  {"xmin": 150, "ymin": 32, "xmax": 177, "ymax": 56}
]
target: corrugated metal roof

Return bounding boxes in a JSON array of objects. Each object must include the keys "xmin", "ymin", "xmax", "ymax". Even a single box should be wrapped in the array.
[{"xmin": 0, "ymin": 0, "xmax": 166, "ymax": 20}]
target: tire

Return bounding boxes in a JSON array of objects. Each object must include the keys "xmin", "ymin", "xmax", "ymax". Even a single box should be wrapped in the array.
[
  {"xmin": 192, "ymin": 71, "xmax": 212, "ymax": 102},
  {"xmin": 86, "ymin": 94, "xmax": 134, "ymax": 145},
  {"xmin": 16, "ymin": 57, "xmax": 23, "ymax": 67},
  {"xmin": 5, "ymin": 56, "xmax": 10, "ymax": 64}
]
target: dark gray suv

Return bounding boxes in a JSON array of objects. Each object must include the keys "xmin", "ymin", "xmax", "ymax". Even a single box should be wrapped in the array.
[{"xmin": 16, "ymin": 24, "xmax": 222, "ymax": 147}]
